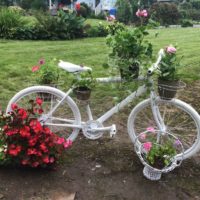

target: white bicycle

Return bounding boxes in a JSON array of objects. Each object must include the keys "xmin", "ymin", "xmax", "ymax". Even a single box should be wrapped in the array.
[{"xmin": 6, "ymin": 49, "xmax": 200, "ymax": 162}]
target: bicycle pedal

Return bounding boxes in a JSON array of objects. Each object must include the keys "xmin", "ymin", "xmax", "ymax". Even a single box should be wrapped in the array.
[{"xmin": 110, "ymin": 124, "xmax": 117, "ymax": 138}]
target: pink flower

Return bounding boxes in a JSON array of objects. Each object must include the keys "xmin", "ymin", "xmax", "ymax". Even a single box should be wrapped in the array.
[
  {"xmin": 174, "ymin": 139, "xmax": 181, "ymax": 147},
  {"xmin": 63, "ymin": 140, "xmax": 72, "ymax": 149},
  {"xmin": 32, "ymin": 65, "xmax": 40, "ymax": 72},
  {"xmin": 136, "ymin": 9, "xmax": 148, "ymax": 17},
  {"xmin": 21, "ymin": 159, "xmax": 29, "ymax": 165},
  {"xmin": 32, "ymin": 161, "xmax": 40, "ymax": 168},
  {"xmin": 140, "ymin": 133, "xmax": 146, "ymax": 140},
  {"xmin": 49, "ymin": 157, "xmax": 55, "ymax": 163},
  {"xmin": 38, "ymin": 58, "xmax": 45, "ymax": 65},
  {"xmin": 56, "ymin": 137, "xmax": 65, "ymax": 145},
  {"xmin": 143, "ymin": 142, "xmax": 152, "ymax": 152},
  {"xmin": 146, "ymin": 127, "xmax": 155, "ymax": 133},
  {"xmin": 166, "ymin": 46, "xmax": 176, "ymax": 54}
]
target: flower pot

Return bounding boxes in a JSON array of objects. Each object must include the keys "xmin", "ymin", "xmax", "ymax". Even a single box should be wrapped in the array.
[
  {"xmin": 74, "ymin": 87, "xmax": 91, "ymax": 101},
  {"xmin": 120, "ymin": 64, "xmax": 139, "ymax": 81},
  {"xmin": 38, "ymin": 84, "xmax": 57, "ymax": 101},
  {"xmin": 143, "ymin": 165, "xmax": 162, "ymax": 181},
  {"xmin": 158, "ymin": 79, "xmax": 179, "ymax": 100}
]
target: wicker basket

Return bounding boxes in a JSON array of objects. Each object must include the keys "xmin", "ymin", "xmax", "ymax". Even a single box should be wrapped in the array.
[
  {"xmin": 143, "ymin": 165, "xmax": 162, "ymax": 181},
  {"xmin": 158, "ymin": 80, "xmax": 186, "ymax": 100},
  {"xmin": 134, "ymin": 130, "xmax": 184, "ymax": 181}
]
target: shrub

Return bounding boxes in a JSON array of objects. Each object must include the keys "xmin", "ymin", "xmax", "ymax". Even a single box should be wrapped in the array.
[
  {"xmin": 116, "ymin": 0, "xmax": 139, "ymax": 24},
  {"xmin": 34, "ymin": 10, "xmax": 85, "ymax": 40},
  {"xmin": 79, "ymin": 2, "xmax": 92, "ymax": 18},
  {"xmin": 187, "ymin": 9, "xmax": 200, "ymax": 20},
  {"xmin": 181, "ymin": 19, "xmax": 193, "ymax": 27},
  {"xmin": 150, "ymin": 3, "xmax": 180, "ymax": 25},
  {"xmin": 90, "ymin": 11, "xmax": 106, "ymax": 20},
  {"xmin": 0, "ymin": 7, "xmax": 25, "ymax": 38},
  {"xmin": 116, "ymin": 0, "xmax": 133, "ymax": 24},
  {"xmin": 85, "ymin": 22, "xmax": 108, "ymax": 37},
  {"xmin": 31, "ymin": 0, "xmax": 48, "ymax": 10},
  {"xmin": 191, "ymin": 0, "xmax": 200, "ymax": 9}
]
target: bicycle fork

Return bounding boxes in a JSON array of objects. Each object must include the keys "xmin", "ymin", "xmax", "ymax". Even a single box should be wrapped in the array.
[{"xmin": 150, "ymin": 91, "xmax": 167, "ymax": 135}]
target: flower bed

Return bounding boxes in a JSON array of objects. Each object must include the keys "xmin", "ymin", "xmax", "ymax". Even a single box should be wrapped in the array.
[{"xmin": 0, "ymin": 98, "xmax": 72, "ymax": 168}]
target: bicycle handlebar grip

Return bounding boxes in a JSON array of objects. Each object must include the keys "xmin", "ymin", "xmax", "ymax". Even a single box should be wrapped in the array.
[{"xmin": 147, "ymin": 49, "xmax": 164, "ymax": 75}]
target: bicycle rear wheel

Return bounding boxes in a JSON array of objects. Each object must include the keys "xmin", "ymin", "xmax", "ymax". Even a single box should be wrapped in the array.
[
  {"xmin": 128, "ymin": 98, "xmax": 200, "ymax": 159},
  {"xmin": 6, "ymin": 86, "xmax": 81, "ymax": 142}
]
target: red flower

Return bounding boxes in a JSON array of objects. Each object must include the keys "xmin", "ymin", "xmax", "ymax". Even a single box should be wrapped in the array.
[
  {"xmin": 27, "ymin": 148, "xmax": 37, "ymax": 155},
  {"xmin": 8, "ymin": 145, "xmax": 22, "ymax": 156},
  {"xmin": 28, "ymin": 138, "xmax": 38, "ymax": 147},
  {"xmin": 32, "ymin": 161, "xmax": 40, "ymax": 168},
  {"xmin": 32, "ymin": 65, "xmax": 40, "ymax": 72},
  {"xmin": 36, "ymin": 151, "xmax": 42, "ymax": 157},
  {"xmin": 36, "ymin": 97, "xmax": 43, "ymax": 106},
  {"xmin": 43, "ymin": 156, "xmax": 49, "ymax": 164},
  {"xmin": 30, "ymin": 120, "xmax": 42, "ymax": 133},
  {"xmin": 5, "ymin": 128, "xmax": 18, "ymax": 136},
  {"xmin": 43, "ymin": 127, "xmax": 52, "ymax": 136},
  {"xmin": 75, "ymin": 3, "xmax": 80, "ymax": 10},
  {"xmin": 11, "ymin": 103, "xmax": 18, "ymax": 110},
  {"xmin": 18, "ymin": 108, "xmax": 27, "ymax": 119},
  {"xmin": 8, "ymin": 149, "xmax": 19, "ymax": 156},
  {"xmin": 20, "ymin": 126, "xmax": 30, "ymax": 138},
  {"xmin": 38, "ymin": 108, "xmax": 43, "ymax": 114},
  {"xmin": 40, "ymin": 143, "xmax": 48, "ymax": 153},
  {"xmin": 38, "ymin": 58, "xmax": 45, "ymax": 65},
  {"xmin": 21, "ymin": 159, "xmax": 29, "ymax": 165}
]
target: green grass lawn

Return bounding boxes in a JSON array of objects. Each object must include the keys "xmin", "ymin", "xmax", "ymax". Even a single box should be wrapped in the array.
[{"xmin": 0, "ymin": 27, "xmax": 200, "ymax": 108}]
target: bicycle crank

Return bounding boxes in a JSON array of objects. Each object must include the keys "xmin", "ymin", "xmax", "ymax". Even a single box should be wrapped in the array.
[{"xmin": 82, "ymin": 120, "xmax": 117, "ymax": 140}]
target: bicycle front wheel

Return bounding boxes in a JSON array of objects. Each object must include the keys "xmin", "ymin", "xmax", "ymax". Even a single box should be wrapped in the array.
[
  {"xmin": 128, "ymin": 98, "xmax": 200, "ymax": 159},
  {"xmin": 6, "ymin": 86, "xmax": 81, "ymax": 142}
]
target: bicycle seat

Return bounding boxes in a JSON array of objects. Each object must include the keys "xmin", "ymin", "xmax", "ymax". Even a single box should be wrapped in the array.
[{"xmin": 58, "ymin": 60, "xmax": 92, "ymax": 73}]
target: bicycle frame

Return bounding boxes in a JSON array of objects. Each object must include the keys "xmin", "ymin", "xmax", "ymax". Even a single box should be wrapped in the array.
[
  {"xmin": 44, "ymin": 75, "xmax": 166, "ymax": 135},
  {"xmin": 44, "ymin": 49, "xmax": 166, "ymax": 135}
]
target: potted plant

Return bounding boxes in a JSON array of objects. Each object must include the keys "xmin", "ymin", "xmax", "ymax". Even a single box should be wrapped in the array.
[
  {"xmin": 72, "ymin": 71, "xmax": 96, "ymax": 101},
  {"xmin": 135, "ymin": 128, "xmax": 184, "ymax": 181},
  {"xmin": 157, "ymin": 45, "xmax": 183, "ymax": 100},
  {"xmin": 106, "ymin": 9, "xmax": 153, "ymax": 81},
  {"xmin": 32, "ymin": 58, "xmax": 59, "ymax": 85},
  {"xmin": 0, "ymin": 99, "xmax": 72, "ymax": 168},
  {"xmin": 32, "ymin": 58, "xmax": 60, "ymax": 100}
]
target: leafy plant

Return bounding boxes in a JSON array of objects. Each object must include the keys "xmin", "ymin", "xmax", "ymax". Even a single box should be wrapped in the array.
[
  {"xmin": 0, "ymin": 99, "xmax": 72, "ymax": 168},
  {"xmin": 106, "ymin": 27, "xmax": 153, "ymax": 79},
  {"xmin": 72, "ymin": 71, "xmax": 96, "ymax": 90},
  {"xmin": 32, "ymin": 58, "xmax": 60, "ymax": 85},
  {"xmin": 139, "ymin": 128, "xmax": 182, "ymax": 169},
  {"xmin": 158, "ymin": 46, "xmax": 181, "ymax": 81},
  {"xmin": 106, "ymin": 21, "xmax": 125, "ymax": 35}
]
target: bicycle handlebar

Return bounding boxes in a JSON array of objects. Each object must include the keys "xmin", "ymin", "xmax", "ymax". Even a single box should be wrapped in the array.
[{"xmin": 147, "ymin": 49, "xmax": 164, "ymax": 75}]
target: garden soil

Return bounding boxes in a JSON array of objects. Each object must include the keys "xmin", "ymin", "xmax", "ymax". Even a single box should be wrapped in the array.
[{"xmin": 0, "ymin": 81, "xmax": 200, "ymax": 200}]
